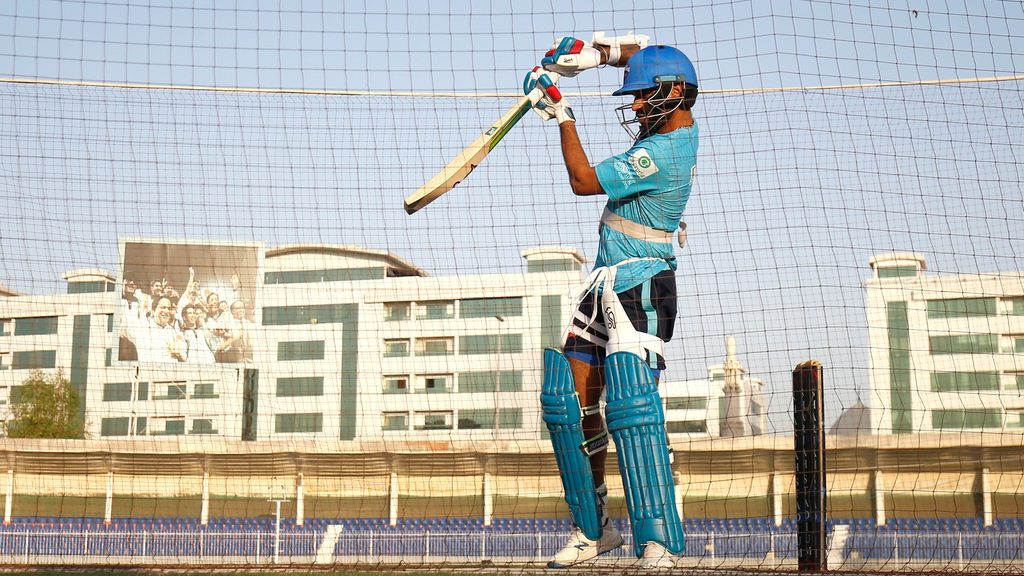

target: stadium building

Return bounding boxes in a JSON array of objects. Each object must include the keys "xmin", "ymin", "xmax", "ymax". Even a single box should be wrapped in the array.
[
  {"xmin": 866, "ymin": 253, "xmax": 1024, "ymax": 434},
  {"xmin": 0, "ymin": 242, "xmax": 758, "ymax": 442}
]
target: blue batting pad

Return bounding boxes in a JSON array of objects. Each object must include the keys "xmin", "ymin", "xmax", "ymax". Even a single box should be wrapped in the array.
[
  {"xmin": 540, "ymin": 347, "xmax": 603, "ymax": 541},
  {"xmin": 604, "ymin": 351, "xmax": 685, "ymax": 557}
]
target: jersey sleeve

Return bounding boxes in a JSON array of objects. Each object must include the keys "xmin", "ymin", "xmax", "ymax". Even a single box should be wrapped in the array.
[{"xmin": 595, "ymin": 143, "xmax": 663, "ymax": 201}]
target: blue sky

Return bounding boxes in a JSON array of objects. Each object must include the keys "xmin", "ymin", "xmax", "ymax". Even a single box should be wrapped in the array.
[{"xmin": 1, "ymin": 0, "xmax": 1022, "ymax": 429}]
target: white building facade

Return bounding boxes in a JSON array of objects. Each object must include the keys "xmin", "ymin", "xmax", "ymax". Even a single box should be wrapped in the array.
[
  {"xmin": 866, "ymin": 253, "xmax": 1024, "ymax": 434},
  {"xmin": 1, "ymin": 243, "xmax": 755, "ymax": 443}
]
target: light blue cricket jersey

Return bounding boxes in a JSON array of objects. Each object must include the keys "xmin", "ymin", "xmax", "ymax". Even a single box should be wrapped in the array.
[{"xmin": 594, "ymin": 122, "xmax": 699, "ymax": 292}]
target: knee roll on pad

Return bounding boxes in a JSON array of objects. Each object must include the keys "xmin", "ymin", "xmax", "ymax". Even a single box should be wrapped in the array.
[
  {"xmin": 604, "ymin": 351, "xmax": 685, "ymax": 557},
  {"xmin": 540, "ymin": 347, "xmax": 603, "ymax": 541}
]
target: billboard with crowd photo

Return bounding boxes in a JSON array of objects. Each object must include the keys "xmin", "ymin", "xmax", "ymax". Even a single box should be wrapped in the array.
[{"xmin": 117, "ymin": 239, "xmax": 263, "ymax": 365}]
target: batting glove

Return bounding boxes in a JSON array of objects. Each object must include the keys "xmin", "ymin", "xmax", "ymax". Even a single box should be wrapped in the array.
[
  {"xmin": 523, "ymin": 67, "xmax": 575, "ymax": 124},
  {"xmin": 541, "ymin": 36, "xmax": 602, "ymax": 78}
]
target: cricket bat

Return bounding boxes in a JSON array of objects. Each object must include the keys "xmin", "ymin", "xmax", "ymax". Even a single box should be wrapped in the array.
[{"xmin": 404, "ymin": 71, "xmax": 561, "ymax": 214}]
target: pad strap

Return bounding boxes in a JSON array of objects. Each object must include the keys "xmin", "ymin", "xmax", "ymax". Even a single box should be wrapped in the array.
[{"xmin": 604, "ymin": 351, "xmax": 685, "ymax": 556}]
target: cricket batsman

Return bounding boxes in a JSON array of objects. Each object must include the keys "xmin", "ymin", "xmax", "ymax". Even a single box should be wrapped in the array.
[{"xmin": 525, "ymin": 33, "xmax": 700, "ymax": 569}]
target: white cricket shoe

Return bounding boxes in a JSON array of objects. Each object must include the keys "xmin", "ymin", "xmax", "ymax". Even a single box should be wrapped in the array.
[
  {"xmin": 638, "ymin": 541, "xmax": 678, "ymax": 570},
  {"xmin": 546, "ymin": 523, "xmax": 624, "ymax": 568}
]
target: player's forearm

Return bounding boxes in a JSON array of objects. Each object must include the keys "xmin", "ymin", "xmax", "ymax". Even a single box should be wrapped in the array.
[{"xmin": 559, "ymin": 122, "xmax": 603, "ymax": 196}]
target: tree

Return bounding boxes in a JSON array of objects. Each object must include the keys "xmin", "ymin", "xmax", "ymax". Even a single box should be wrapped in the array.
[{"xmin": 4, "ymin": 370, "xmax": 86, "ymax": 439}]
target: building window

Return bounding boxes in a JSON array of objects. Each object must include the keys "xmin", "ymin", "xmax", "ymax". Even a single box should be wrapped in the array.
[
  {"xmin": 414, "ymin": 411, "xmax": 453, "ymax": 431},
  {"xmin": 417, "ymin": 300, "xmax": 454, "ymax": 320},
  {"xmin": 459, "ymin": 371, "xmax": 522, "ymax": 393},
  {"xmin": 152, "ymin": 418, "xmax": 186, "ymax": 436},
  {"xmin": 459, "ymin": 409, "xmax": 496, "ymax": 430},
  {"xmin": 929, "ymin": 334, "xmax": 999, "ymax": 355},
  {"xmin": 384, "ymin": 302, "xmax": 411, "ymax": 322},
  {"xmin": 927, "ymin": 297, "xmax": 997, "ymax": 318},
  {"xmin": 1017, "ymin": 374, "xmax": 1024, "ymax": 390},
  {"xmin": 136, "ymin": 417, "xmax": 147, "ymax": 435},
  {"xmin": 277, "ymin": 340, "xmax": 325, "ymax": 361},
  {"xmin": 417, "ymin": 374, "xmax": 451, "ymax": 394},
  {"xmin": 1010, "ymin": 299, "xmax": 1024, "ymax": 316},
  {"xmin": 878, "ymin": 267, "xmax": 919, "ymax": 279},
  {"xmin": 932, "ymin": 409, "xmax": 1003, "ymax": 430},
  {"xmin": 667, "ymin": 420, "xmax": 709, "ymax": 434},
  {"xmin": 104, "ymin": 348, "xmax": 113, "ymax": 367},
  {"xmin": 460, "ymin": 297, "xmax": 523, "ymax": 319},
  {"xmin": 190, "ymin": 419, "xmax": 217, "ymax": 435},
  {"xmin": 14, "ymin": 316, "xmax": 59, "ymax": 336},
  {"xmin": 498, "ymin": 407, "xmax": 523, "ymax": 429},
  {"xmin": 137, "ymin": 381, "xmax": 149, "ymax": 401},
  {"xmin": 100, "ymin": 417, "xmax": 131, "ymax": 437},
  {"xmin": 0, "ymin": 352, "xmax": 8, "ymax": 371},
  {"xmin": 154, "ymin": 383, "xmax": 187, "ymax": 400},
  {"xmin": 11, "ymin": 350, "xmax": 57, "ymax": 370},
  {"xmin": 0, "ymin": 319, "xmax": 10, "ymax": 336},
  {"xmin": 67, "ymin": 281, "xmax": 111, "ymax": 294},
  {"xmin": 102, "ymin": 382, "xmax": 133, "ymax": 402},
  {"xmin": 930, "ymin": 372, "xmax": 1000, "ymax": 392},
  {"xmin": 460, "ymin": 334, "xmax": 522, "ymax": 355},
  {"xmin": 417, "ymin": 337, "xmax": 454, "ymax": 356},
  {"xmin": 275, "ymin": 413, "xmax": 323, "ymax": 433},
  {"xmin": 275, "ymin": 376, "xmax": 324, "ymax": 397},
  {"xmin": 265, "ymin": 267, "xmax": 386, "ymax": 285},
  {"xmin": 383, "ymin": 338, "xmax": 410, "ymax": 358},
  {"xmin": 665, "ymin": 397, "xmax": 709, "ymax": 410},
  {"xmin": 383, "ymin": 375, "xmax": 409, "ymax": 394},
  {"xmin": 263, "ymin": 304, "xmax": 349, "ymax": 326},
  {"xmin": 529, "ymin": 259, "xmax": 578, "ymax": 273},
  {"xmin": 382, "ymin": 412, "xmax": 409, "ymax": 431},
  {"xmin": 193, "ymin": 382, "xmax": 219, "ymax": 399}
]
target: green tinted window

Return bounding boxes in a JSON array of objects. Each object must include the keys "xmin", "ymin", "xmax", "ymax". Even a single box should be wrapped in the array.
[
  {"xmin": 384, "ymin": 302, "xmax": 410, "ymax": 321},
  {"xmin": 103, "ymin": 382, "xmax": 133, "ymax": 402},
  {"xmin": 137, "ymin": 382, "xmax": 149, "ymax": 401},
  {"xmin": 163, "ymin": 420, "xmax": 185, "ymax": 435},
  {"xmin": 930, "ymin": 372, "xmax": 1000, "ymax": 392},
  {"xmin": 932, "ymin": 409, "xmax": 1002, "ymax": 429},
  {"xmin": 67, "ymin": 281, "xmax": 109, "ymax": 294},
  {"xmin": 665, "ymin": 397, "xmax": 708, "ymax": 410},
  {"xmin": 192, "ymin": 383, "xmax": 217, "ymax": 398},
  {"xmin": 11, "ymin": 350, "xmax": 57, "ymax": 370},
  {"xmin": 278, "ymin": 340, "xmax": 325, "ymax": 361},
  {"xmin": 276, "ymin": 376, "xmax": 324, "ymax": 397},
  {"xmin": 14, "ymin": 317, "xmax": 58, "ymax": 336},
  {"xmin": 383, "ymin": 376, "xmax": 409, "ymax": 394},
  {"xmin": 929, "ymin": 334, "xmax": 999, "ymax": 355},
  {"xmin": 528, "ymin": 259, "xmax": 578, "ymax": 273},
  {"xmin": 460, "ymin": 334, "xmax": 522, "ymax": 355},
  {"xmin": 265, "ymin": 267, "xmax": 385, "ymax": 285},
  {"xmin": 927, "ymin": 298, "xmax": 997, "ymax": 318},
  {"xmin": 459, "ymin": 409, "xmax": 496, "ymax": 430},
  {"xmin": 1011, "ymin": 299, "xmax": 1024, "ymax": 316},
  {"xmin": 888, "ymin": 302, "xmax": 912, "ymax": 433},
  {"xmin": 498, "ymin": 408, "xmax": 523, "ymax": 429},
  {"xmin": 100, "ymin": 418, "xmax": 130, "ymax": 437},
  {"xmin": 418, "ymin": 301, "xmax": 454, "ymax": 319},
  {"xmin": 878, "ymin": 267, "xmax": 919, "ymax": 279},
  {"xmin": 667, "ymin": 420, "xmax": 709, "ymax": 433},
  {"xmin": 383, "ymin": 339, "xmax": 409, "ymax": 357},
  {"xmin": 460, "ymin": 297, "xmax": 523, "ymax": 319},
  {"xmin": 382, "ymin": 412, "xmax": 408, "ymax": 431},
  {"xmin": 190, "ymin": 419, "xmax": 216, "ymax": 434},
  {"xmin": 541, "ymin": 295, "xmax": 562, "ymax": 348},
  {"xmin": 275, "ymin": 413, "xmax": 323, "ymax": 433},
  {"xmin": 459, "ymin": 371, "xmax": 523, "ymax": 393}
]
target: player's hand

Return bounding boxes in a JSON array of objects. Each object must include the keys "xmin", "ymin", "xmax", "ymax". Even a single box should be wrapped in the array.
[
  {"xmin": 541, "ymin": 36, "xmax": 603, "ymax": 77},
  {"xmin": 523, "ymin": 68, "xmax": 575, "ymax": 124},
  {"xmin": 591, "ymin": 31, "xmax": 650, "ymax": 66}
]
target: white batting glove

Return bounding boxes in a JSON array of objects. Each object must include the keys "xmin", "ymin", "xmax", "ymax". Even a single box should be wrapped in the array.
[
  {"xmin": 591, "ymin": 31, "xmax": 650, "ymax": 66},
  {"xmin": 541, "ymin": 36, "xmax": 603, "ymax": 78},
  {"xmin": 523, "ymin": 67, "xmax": 575, "ymax": 124}
]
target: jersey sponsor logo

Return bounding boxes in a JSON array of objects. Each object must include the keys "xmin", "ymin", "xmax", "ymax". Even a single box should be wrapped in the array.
[
  {"xmin": 628, "ymin": 148, "xmax": 659, "ymax": 179},
  {"xmin": 613, "ymin": 160, "xmax": 636, "ymax": 187}
]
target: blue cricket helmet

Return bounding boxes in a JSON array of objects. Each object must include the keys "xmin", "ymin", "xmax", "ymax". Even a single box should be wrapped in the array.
[{"xmin": 612, "ymin": 45, "xmax": 698, "ymax": 96}]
